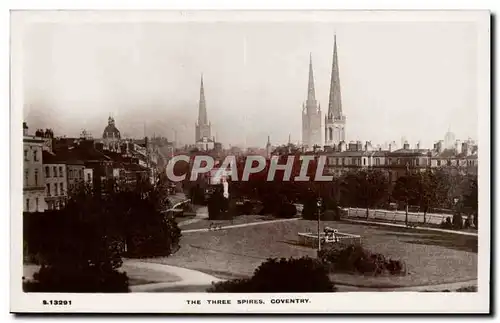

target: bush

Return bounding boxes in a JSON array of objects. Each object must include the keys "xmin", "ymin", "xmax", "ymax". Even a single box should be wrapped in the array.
[
  {"xmin": 274, "ymin": 202, "xmax": 297, "ymax": 219},
  {"xmin": 318, "ymin": 244, "xmax": 406, "ymax": 276},
  {"xmin": 208, "ymin": 257, "xmax": 336, "ymax": 293},
  {"xmin": 23, "ymin": 264, "xmax": 129, "ymax": 293},
  {"xmin": 440, "ymin": 217, "xmax": 453, "ymax": 229}
]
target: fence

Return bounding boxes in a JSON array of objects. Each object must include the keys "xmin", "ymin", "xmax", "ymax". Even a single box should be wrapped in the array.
[
  {"xmin": 344, "ymin": 207, "xmax": 472, "ymax": 226},
  {"xmin": 297, "ymin": 232, "xmax": 361, "ymax": 248}
]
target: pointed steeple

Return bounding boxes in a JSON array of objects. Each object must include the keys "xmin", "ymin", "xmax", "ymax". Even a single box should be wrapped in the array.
[
  {"xmin": 198, "ymin": 74, "xmax": 208, "ymax": 125},
  {"xmin": 328, "ymin": 34, "xmax": 343, "ymax": 120},
  {"xmin": 306, "ymin": 53, "xmax": 316, "ymax": 105}
]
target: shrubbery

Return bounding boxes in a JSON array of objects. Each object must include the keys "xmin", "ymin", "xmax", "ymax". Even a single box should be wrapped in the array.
[
  {"xmin": 208, "ymin": 257, "xmax": 336, "ymax": 292},
  {"xmin": 23, "ymin": 264, "xmax": 129, "ymax": 293},
  {"xmin": 23, "ymin": 181, "xmax": 181, "ymax": 292},
  {"xmin": 318, "ymin": 244, "xmax": 406, "ymax": 276}
]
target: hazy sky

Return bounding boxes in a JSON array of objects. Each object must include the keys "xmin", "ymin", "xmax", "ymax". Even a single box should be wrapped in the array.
[{"xmin": 22, "ymin": 20, "xmax": 478, "ymax": 148}]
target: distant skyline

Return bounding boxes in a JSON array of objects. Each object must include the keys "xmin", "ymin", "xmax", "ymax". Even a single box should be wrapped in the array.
[{"xmin": 21, "ymin": 19, "xmax": 479, "ymax": 148}]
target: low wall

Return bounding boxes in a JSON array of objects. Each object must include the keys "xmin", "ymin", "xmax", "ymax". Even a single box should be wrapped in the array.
[{"xmin": 344, "ymin": 208, "xmax": 472, "ymax": 226}]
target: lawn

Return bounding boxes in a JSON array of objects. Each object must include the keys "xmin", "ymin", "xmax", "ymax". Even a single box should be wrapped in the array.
[
  {"xmin": 145, "ymin": 220, "xmax": 477, "ymax": 288},
  {"xmin": 22, "ymin": 262, "xmax": 182, "ymax": 286}
]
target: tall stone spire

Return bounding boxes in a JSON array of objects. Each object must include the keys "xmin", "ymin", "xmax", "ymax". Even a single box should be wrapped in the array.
[
  {"xmin": 306, "ymin": 53, "xmax": 316, "ymax": 106},
  {"xmin": 198, "ymin": 74, "xmax": 208, "ymax": 125},
  {"xmin": 325, "ymin": 34, "xmax": 346, "ymax": 147},
  {"xmin": 328, "ymin": 34, "xmax": 343, "ymax": 119},
  {"xmin": 301, "ymin": 53, "xmax": 322, "ymax": 150},
  {"xmin": 195, "ymin": 73, "xmax": 211, "ymax": 142}
]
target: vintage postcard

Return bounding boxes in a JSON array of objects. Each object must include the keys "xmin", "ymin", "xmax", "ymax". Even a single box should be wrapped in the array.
[{"xmin": 10, "ymin": 9, "xmax": 490, "ymax": 314}]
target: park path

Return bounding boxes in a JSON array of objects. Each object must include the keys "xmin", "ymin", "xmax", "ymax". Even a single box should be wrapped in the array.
[
  {"xmin": 125, "ymin": 260, "xmax": 223, "ymax": 292},
  {"xmin": 181, "ymin": 217, "xmax": 300, "ymax": 233},
  {"xmin": 177, "ymin": 206, "xmax": 209, "ymax": 227},
  {"xmin": 344, "ymin": 218, "xmax": 478, "ymax": 237}
]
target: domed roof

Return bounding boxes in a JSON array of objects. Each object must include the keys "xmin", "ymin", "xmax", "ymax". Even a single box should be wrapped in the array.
[{"xmin": 103, "ymin": 116, "xmax": 121, "ymax": 139}]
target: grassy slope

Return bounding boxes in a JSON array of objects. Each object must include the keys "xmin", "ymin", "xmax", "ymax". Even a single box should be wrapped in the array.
[{"xmin": 146, "ymin": 220, "xmax": 477, "ymax": 288}]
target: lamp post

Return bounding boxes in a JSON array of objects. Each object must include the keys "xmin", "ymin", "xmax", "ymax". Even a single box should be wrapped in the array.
[
  {"xmin": 405, "ymin": 162, "xmax": 410, "ymax": 227},
  {"xmin": 317, "ymin": 197, "xmax": 322, "ymax": 252}
]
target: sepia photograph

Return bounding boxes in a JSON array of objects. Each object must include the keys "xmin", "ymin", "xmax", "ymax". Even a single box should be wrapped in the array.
[{"xmin": 10, "ymin": 9, "xmax": 490, "ymax": 314}]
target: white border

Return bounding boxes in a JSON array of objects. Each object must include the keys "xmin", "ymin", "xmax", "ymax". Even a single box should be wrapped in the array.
[{"xmin": 9, "ymin": 8, "xmax": 490, "ymax": 314}]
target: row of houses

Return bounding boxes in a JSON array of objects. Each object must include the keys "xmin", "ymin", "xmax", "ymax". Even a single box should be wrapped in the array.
[
  {"xmin": 266, "ymin": 140, "xmax": 478, "ymax": 183},
  {"xmin": 23, "ymin": 123, "xmax": 160, "ymax": 213}
]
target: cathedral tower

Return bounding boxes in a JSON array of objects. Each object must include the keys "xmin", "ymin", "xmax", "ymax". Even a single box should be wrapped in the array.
[
  {"xmin": 195, "ymin": 74, "xmax": 211, "ymax": 142},
  {"xmin": 301, "ymin": 54, "xmax": 322, "ymax": 149},
  {"xmin": 325, "ymin": 35, "xmax": 346, "ymax": 147}
]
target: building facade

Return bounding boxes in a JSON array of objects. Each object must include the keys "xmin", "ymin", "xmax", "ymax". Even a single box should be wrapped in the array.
[
  {"xmin": 43, "ymin": 151, "xmax": 68, "ymax": 210},
  {"xmin": 323, "ymin": 141, "xmax": 389, "ymax": 177},
  {"xmin": 430, "ymin": 140, "xmax": 478, "ymax": 176},
  {"xmin": 67, "ymin": 162, "xmax": 85, "ymax": 194},
  {"xmin": 23, "ymin": 123, "xmax": 47, "ymax": 213},
  {"xmin": 325, "ymin": 35, "xmax": 347, "ymax": 147},
  {"xmin": 195, "ymin": 75, "xmax": 212, "ymax": 142},
  {"xmin": 301, "ymin": 54, "xmax": 322, "ymax": 149}
]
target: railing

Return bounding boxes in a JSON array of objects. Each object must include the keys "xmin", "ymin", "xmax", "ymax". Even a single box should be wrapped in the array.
[
  {"xmin": 344, "ymin": 207, "xmax": 471, "ymax": 226},
  {"xmin": 297, "ymin": 232, "xmax": 361, "ymax": 248}
]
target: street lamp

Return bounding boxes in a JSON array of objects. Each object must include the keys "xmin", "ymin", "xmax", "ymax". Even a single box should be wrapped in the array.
[{"xmin": 317, "ymin": 197, "xmax": 322, "ymax": 252}]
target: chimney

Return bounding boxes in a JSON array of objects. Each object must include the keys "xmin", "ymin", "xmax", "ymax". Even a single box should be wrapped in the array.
[
  {"xmin": 416, "ymin": 142, "xmax": 420, "ymax": 150},
  {"xmin": 339, "ymin": 141, "xmax": 346, "ymax": 152},
  {"xmin": 455, "ymin": 140, "xmax": 462, "ymax": 154},
  {"xmin": 23, "ymin": 122, "xmax": 28, "ymax": 136},
  {"xmin": 434, "ymin": 140, "xmax": 444, "ymax": 154},
  {"xmin": 356, "ymin": 141, "xmax": 363, "ymax": 151},
  {"xmin": 403, "ymin": 142, "xmax": 410, "ymax": 150},
  {"xmin": 388, "ymin": 143, "xmax": 393, "ymax": 152},
  {"xmin": 461, "ymin": 142, "xmax": 471, "ymax": 156},
  {"xmin": 365, "ymin": 141, "xmax": 373, "ymax": 152}
]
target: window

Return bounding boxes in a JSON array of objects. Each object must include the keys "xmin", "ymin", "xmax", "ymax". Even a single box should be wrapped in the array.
[
  {"xmin": 46, "ymin": 183, "xmax": 51, "ymax": 196},
  {"xmin": 45, "ymin": 166, "xmax": 50, "ymax": 178},
  {"xmin": 335, "ymin": 158, "xmax": 339, "ymax": 165},
  {"xmin": 59, "ymin": 166, "xmax": 63, "ymax": 177},
  {"xmin": 26, "ymin": 199, "xmax": 30, "ymax": 212},
  {"xmin": 341, "ymin": 158, "xmax": 345, "ymax": 166},
  {"xmin": 80, "ymin": 170, "xmax": 83, "ymax": 179},
  {"xmin": 397, "ymin": 158, "xmax": 400, "ymax": 165},
  {"xmin": 437, "ymin": 160, "xmax": 441, "ymax": 166},
  {"xmin": 376, "ymin": 158, "xmax": 380, "ymax": 166},
  {"xmin": 87, "ymin": 173, "xmax": 91, "ymax": 182},
  {"xmin": 34, "ymin": 169, "xmax": 38, "ymax": 186},
  {"xmin": 415, "ymin": 159, "xmax": 420, "ymax": 166},
  {"xmin": 447, "ymin": 160, "xmax": 451, "ymax": 166},
  {"xmin": 60, "ymin": 183, "xmax": 64, "ymax": 195},
  {"xmin": 35, "ymin": 198, "xmax": 39, "ymax": 211},
  {"xmin": 24, "ymin": 169, "xmax": 29, "ymax": 181},
  {"xmin": 24, "ymin": 150, "xmax": 28, "ymax": 161},
  {"xmin": 363, "ymin": 158, "xmax": 366, "ymax": 166},
  {"xmin": 34, "ymin": 150, "xmax": 38, "ymax": 162},
  {"xmin": 53, "ymin": 166, "xmax": 57, "ymax": 177},
  {"xmin": 54, "ymin": 183, "xmax": 58, "ymax": 196}
]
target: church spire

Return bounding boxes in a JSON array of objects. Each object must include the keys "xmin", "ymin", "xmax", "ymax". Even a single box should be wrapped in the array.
[
  {"xmin": 307, "ymin": 53, "xmax": 316, "ymax": 105},
  {"xmin": 328, "ymin": 34, "xmax": 343, "ymax": 119},
  {"xmin": 198, "ymin": 74, "xmax": 208, "ymax": 125}
]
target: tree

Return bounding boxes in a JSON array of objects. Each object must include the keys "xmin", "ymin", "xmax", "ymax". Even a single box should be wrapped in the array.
[
  {"xmin": 462, "ymin": 176, "xmax": 478, "ymax": 228},
  {"xmin": 23, "ymin": 185, "xmax": 129, "ymax": 292},
  {"xmin": 340, "ymin": 170, "xmax": 389, "ymax": 218},
  {"xmin": 416, "ymin": 170, "xmax": 449, "ymax": 223},
  {"xmin": 392, "ymin": 173, "xmax": 421, "ymax": 226}
]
